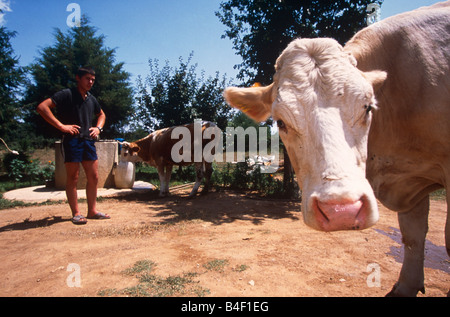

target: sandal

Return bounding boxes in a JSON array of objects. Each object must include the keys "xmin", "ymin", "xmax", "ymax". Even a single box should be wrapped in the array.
[
  {"xmin": 72, "ymin": 215, "xmax": 87, "ymax": 225},
  {"xmin": 87, "ymin": 212, "xmax": 111, "ymax": 220}
]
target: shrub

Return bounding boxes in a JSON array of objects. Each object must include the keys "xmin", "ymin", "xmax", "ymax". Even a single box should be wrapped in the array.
[
  {"xmin": 212, "ymin": 160, "xmax": 287, "ymax": 198},
  {"xmin": 2, "ymin": 152, "xmax": 55, "ymax": 188}
]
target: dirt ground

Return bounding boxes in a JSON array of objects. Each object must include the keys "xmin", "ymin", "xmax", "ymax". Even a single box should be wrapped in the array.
[{"xmin": 0, "ymin": 186, "xmax": 448, "ymax": 297}]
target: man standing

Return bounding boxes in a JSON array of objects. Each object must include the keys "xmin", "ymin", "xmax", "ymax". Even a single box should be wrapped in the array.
[{"xmin": 37, "ymin": 66, "xmax": 110, "ymax": 225}]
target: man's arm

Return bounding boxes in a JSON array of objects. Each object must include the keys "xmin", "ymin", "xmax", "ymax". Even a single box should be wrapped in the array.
[
  {"xmin": 89, "ymin": 109, "xmax": 106, "ymax": 139},
  {"xmin": 36, "ymin": 98, "xmax": 81, "ymax": 136}
]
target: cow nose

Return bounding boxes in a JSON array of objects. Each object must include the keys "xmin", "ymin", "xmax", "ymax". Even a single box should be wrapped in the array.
[{"xmin": 313, "ymin": 198, "xmax": 369, "ymax": 231}]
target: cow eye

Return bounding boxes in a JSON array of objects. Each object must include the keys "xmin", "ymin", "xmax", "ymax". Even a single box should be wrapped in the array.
[
  {"xmin": 277, "ymin": 120, "xmax": 287, "ymax": 131},
  {"xmin": 364, "ymin": 104, "xmax": 373, "ymax": 114}
]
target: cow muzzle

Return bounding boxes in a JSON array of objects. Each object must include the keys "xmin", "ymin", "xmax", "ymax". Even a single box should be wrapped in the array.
[{"xmin": 311, "ymin": 196, "xmax": 373, "ymax": 232}]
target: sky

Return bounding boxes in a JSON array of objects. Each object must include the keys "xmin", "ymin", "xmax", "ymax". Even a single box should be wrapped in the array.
[{"xmin": 0, "ymin": 0, "xmax": 443, "ymax": 83}]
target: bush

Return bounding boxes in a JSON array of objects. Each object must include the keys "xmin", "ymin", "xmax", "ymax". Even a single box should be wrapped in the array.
[
  {"xmin": 2, "ymin": 152, "xmax": 55, "ymax": 188},
  {"xmin": 249, "ymin": 165, "xmax": 285, "ymax": 198},
  {"xmin": 212, "ymin": 161, "xmax": 287, "ymax": 198}
]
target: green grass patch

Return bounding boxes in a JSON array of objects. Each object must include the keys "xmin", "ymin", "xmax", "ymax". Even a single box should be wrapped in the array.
[
  {"xmin": 202, "ymin": 259, "xmax": 229, "ymax": 272},
  {"xmin": 98, "ymin": 259, "xmax": 210, "ymax": 297}
]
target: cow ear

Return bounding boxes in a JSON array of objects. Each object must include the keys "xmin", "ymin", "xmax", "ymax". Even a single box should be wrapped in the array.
[
  {"xmin": 363, "ymin": 70, "xmax": 387, "ymax": 92},
  {"xmin": 224, "ymin": 83, "xmax": 275, "ymax": 122}
]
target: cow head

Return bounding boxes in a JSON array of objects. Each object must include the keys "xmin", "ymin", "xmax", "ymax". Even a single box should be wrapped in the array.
[
  {"xmin": 120, "ymin": 141, "xmax": 143, "ymax": 163},
  {"xmin": 224, "ymin": 38, "xmax": 387, "ymax": 232}
]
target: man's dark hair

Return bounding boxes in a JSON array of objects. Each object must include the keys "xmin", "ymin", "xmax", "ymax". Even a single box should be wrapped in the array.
[{"xmin": 76, "ymin": 66, "xmax": 96, "ymax": 78}]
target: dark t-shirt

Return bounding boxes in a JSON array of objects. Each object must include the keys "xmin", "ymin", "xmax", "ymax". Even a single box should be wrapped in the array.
[{"xmin": 51, "ymin": 88, "xmax": 102, "ymax": 140}]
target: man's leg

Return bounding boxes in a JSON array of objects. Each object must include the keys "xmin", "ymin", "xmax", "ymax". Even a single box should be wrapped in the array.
[
  {"xmin": 82, "ymin": 160, "xmax": 110, "ymax": 219},
  {"xmin": 81, "ymin": 160, "xmax": 99, "ymax": 217},
  {"xmin": 65, "ymin": 162, "xmax": 81, "ymax": 217}
]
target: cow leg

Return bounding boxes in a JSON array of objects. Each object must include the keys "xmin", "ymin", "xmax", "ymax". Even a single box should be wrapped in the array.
[
  {"xmin": 387, "ymin": 196, "xmax": 429, "ymax": 297},
  {"xmin": 188, "ymin": 163, "xmax": 203, "ymax": 199},
  {"xmin": 164, "ymin": 165, "xmax": 172, "ymax": 196},
  {"xmin": 157, "ymin": 165, "xmax": 166, "ymax": 197},
  {"xmin": 200, "ymin": 162, "xmax": 213, "ymax": 195},
  {"xmin": 157, "ymin": 165, "xmax": 172, "ymax": 197}
]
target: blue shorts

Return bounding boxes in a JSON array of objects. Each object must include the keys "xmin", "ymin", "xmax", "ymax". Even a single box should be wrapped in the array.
[{"xmin": 63, "ymin": 137, "xmax": 98, "ymax": 163}]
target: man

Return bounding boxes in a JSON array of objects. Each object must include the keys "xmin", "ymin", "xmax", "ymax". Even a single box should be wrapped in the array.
[{"xmin": 37, "ymin": 66, "xmax": 110, "ymax": 225}]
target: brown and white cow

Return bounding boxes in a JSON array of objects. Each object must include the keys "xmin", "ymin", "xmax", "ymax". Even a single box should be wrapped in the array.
[
  {"xmin": 121, "ymin": 121, "xmax": 216, "ymax": 198},
  {"xmin": 224, "ymin": 2, "xmax": 450, "ymax": 296}
]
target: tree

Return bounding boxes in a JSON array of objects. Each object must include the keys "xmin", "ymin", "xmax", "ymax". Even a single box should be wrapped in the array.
[
  {"xmin": 0, "ymin": 26, "xmax": 25, "ymax": 142},
  {"xmin": 133, "ymin": 55, "xmax": 196, "ymax": 132},
  {"xmin": 192, "ymin": 71, "xmax": 233, "ymax": 131},
  {"xmin": 217, "ymin": 0, "xmax": 384, "ymax": 84},
  {"xmin": 133, "ymin": 53, "xmax": 233, "ymax": 133},
  {"xmin": 23, "ymin": 16, "xmax": 133, "ymax": 139}
]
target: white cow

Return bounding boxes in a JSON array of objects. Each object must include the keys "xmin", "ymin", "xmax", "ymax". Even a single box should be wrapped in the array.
[{"xmin": 224, "ymin": 2, "xmax": 450, "ymax": 296}]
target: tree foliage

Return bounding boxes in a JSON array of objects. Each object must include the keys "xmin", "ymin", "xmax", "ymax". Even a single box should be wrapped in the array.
[
  {"xmin": 0, "ymin": 26, "xmax": 25, "ymax": 142},
  {"xmin": 22, "ymin": 16, "xmax": 133, "ymax": 139},
  {"xmin": 133, "ymin": 53, "xmax": 233, "ymax": 133},
  {"xmin": 216, "ymin": 0, "xmax": 384, "ymax": 84}
]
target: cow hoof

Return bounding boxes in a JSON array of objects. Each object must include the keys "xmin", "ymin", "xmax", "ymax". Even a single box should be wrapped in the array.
[
  {"xmin": 386, "ymin": 283, "xmax": 425, "ymax": 297},
  {"xmin": 385, "ymin": 287, "xmax": 404, "ymax": 297}
]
